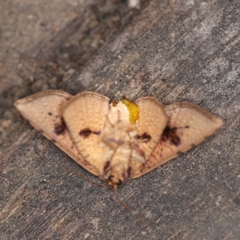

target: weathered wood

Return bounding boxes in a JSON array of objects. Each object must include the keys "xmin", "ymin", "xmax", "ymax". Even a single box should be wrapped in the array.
[{"xmin": 1, "ymin": 0, "xmax": 240, "ymax": 239}]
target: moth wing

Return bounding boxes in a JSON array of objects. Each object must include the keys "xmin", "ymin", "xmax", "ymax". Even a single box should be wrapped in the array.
[
  {"xmin": 164, "ymin": 102, "xmax": 223, "ymax": 152},
  {"xmin": 14, "ymin": 90, "xmax": 99, "ymax": 176},
  {"xmin": 135, "ymin": 97, "xmax": 168, "ymax": 160},
  {"xmin": 62, "ymin": 92, "xmax": 110, "ymax": 175},
  {"xmin": 133, "ymin": 102, "xmax": 223, "ymax": 178}
]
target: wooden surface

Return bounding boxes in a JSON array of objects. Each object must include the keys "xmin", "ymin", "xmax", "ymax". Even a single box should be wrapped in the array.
[{"xmin": 1, "ymin": 0, "xmax": 240, "ymax": 239}]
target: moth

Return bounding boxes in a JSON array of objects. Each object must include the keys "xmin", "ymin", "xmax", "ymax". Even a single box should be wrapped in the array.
[{"xmin": 14, "ymin": 90, "xmax": 223, "ymax": 188}]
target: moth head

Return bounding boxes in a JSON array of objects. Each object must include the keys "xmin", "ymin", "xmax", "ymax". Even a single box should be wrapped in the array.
[
  {"xmin": 103, "ymin": 159, "xmax": 132, "ymax": 187},
  {"xmin": 107, "ymin": 175, "xmax": 123, "ymax": 187}
]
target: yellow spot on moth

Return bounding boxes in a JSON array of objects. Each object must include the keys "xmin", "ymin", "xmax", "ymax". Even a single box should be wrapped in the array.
[{"xmin": 122, "ymin": 97, "xmax": 140, "ymax": 124}]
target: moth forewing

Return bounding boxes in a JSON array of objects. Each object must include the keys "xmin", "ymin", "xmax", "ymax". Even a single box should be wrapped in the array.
[
  {"xmin": 62, "ymin": 91, "xmax": 110, "ymax": 176},
  {"xmin": 164, "ymin": 102, "xmax": 223, "ymax": 152},
  {"xmin": 14, "ymin": 90, "xmax": 99, "ymax": 176},
  {"xmin": 132, "ymin": 101, "xmax": 223, "ymax": 178},
  {"xmin": 14, "ymin": 89, "xmax": 72, "ymax": 144},
  {"xmin": 135, "ymin": 97, "xmax": 168, "ymax": 160}
]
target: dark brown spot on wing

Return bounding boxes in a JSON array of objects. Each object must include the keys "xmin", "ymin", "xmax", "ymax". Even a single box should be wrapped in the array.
[
  {"xmin": 136, "ymin": 132, "xmax": 152, "ymax": 142},
  {"xmin": 48, "ymin": 112, "xmax": 53, "ymax": 116},
  {"xmin": 54, "ymin": 117, "xmax": 67, "ymax": 135},
  {"xmin": 142, "ymin": 133, "xmax": 152, "ymax": 141},
  {"xmin": 172, "ymin": 135, "xmax": 181, "ymax": 146},
  {"xmin": 79, "ymin": 128, "xmax": 101, "ymax": 138},
  {"xmin": 79, "ymin": 128, "xmax": 92, "ymax": 137},
  {"xmin": 162, "ymin": 126, "xmax": 176, "ymax": 141},
  {"xmin": 161, "ymin": 126, "xmax": 181, "ymax": 146},
  {"xmin": 54, "ymin": 125, "xmax": 65, "ymax": 135},
  {"xmin": 124, "ymin": 166, "xmax": 132, "ymax": 181},
  {"xmin": 103, "ymin": 161, "xmax": 111, "ymax": 174}
]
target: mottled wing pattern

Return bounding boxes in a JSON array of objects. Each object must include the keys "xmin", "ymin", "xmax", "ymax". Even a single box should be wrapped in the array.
[
  {"xmin": 135, "ymin": 97, "xmax": 168, "ymax": 160},
  {"xmin": 62, "ymin": 92, "xmax": 110, "ymax": 175},
  {"xmin": 14, "ymin": 90, "xmax": 99, "ymax": 176},
  {"xmin": 133, "ymin": 102, "xmax": 223, "ymax": 178}
]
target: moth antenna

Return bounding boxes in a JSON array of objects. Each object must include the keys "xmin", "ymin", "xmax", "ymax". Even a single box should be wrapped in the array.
[
  {"xmin": 113, "ymin": 186, "xmax": 151, "ymax": 229},
  {"xmin": 65, "ymin": 168, "xmax": 107, "ymax": 188}
]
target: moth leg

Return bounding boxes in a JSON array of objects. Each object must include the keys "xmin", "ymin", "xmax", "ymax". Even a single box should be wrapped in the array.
[{"xmin": 105, "ymin": 113, "xmax": 115, "ymax": 128}]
